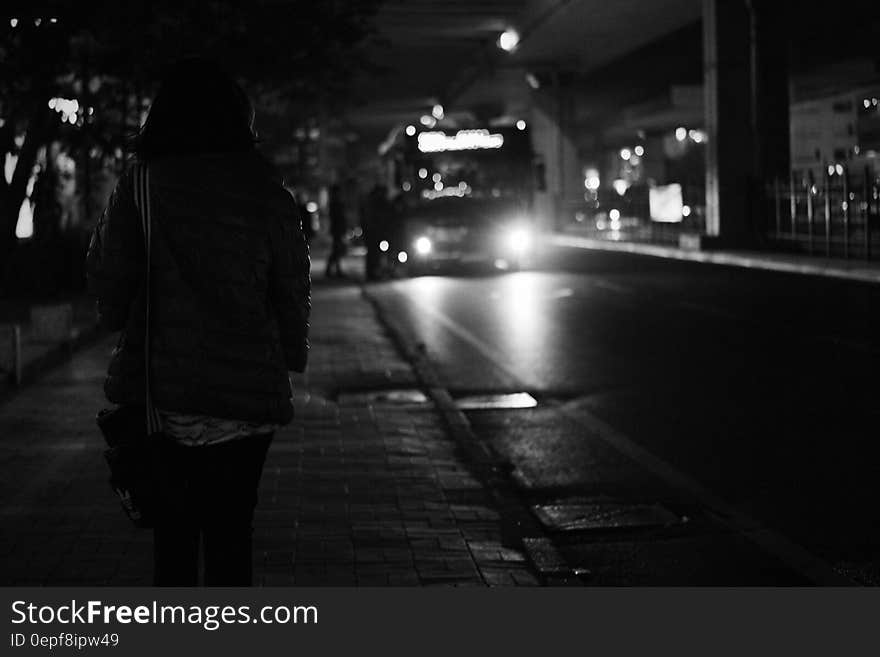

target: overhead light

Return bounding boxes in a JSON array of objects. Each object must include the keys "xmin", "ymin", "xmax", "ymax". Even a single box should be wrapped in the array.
[
  {"xmin": 516, "ymin": 120, "xmax": 526, "ymax": 131},
  {"xmin": 498, "ymin": 28, "xmax": 519, "ymax": 52},
  {"xmin": 432, "ymin": 104, "xmax": 444, "ymax": 120}
]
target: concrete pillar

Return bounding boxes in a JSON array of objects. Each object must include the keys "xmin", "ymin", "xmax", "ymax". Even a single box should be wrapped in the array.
[
  {"xmin": 531, "ymin": 103, "xmax": 580, "ymax": 231},
  {"xmin": 702, "ymin": 0, "xmax": 790, "ymax": 244},
  {"xmin": 752, "ymin": 1, "xmax": 791, "ymax": 185}
]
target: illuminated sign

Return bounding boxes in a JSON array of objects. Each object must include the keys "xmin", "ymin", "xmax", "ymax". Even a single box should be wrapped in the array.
[
  {"xmin": 649, "ymin": 184, "xmax": 684, "ymax": 223},
  {"xmin": 417, "ymin": 129, "xmax": 504, "ymax": 153},
  {"xmin": 421, "ymin": 185, "xmax": 470, "ymax": 200}
]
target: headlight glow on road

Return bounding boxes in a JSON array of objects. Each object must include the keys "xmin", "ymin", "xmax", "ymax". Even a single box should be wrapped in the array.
[
  {"xmin": 415, "ymin": 236, "xmax": 432, "ymax": 255},
  {"xmin": 398, "ymin": 251, "xmax": 408, "ymax": 263}
]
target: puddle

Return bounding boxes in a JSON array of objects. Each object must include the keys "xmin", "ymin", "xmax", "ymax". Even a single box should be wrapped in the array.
[
  {"xmin": 455, "ymin": 392, "xmax": 538, "ymax": 410},
  {"xmin": 533, "ymin": 500, "xmax": 681, "ymax": 532},
  {"xmin": 337, "ymin": 388, "xmax": 430, "ymax": 405}
]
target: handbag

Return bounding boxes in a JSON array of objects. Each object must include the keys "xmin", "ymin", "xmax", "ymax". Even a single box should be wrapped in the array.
[{"xmin": 96, "ymin": 164, "xmax": 163, "ymax": 528}]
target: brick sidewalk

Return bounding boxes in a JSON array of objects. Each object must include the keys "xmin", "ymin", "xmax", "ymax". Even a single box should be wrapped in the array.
[{"xmin": 0, "ymin": 281, "xmax": 540, "ymax": 586}]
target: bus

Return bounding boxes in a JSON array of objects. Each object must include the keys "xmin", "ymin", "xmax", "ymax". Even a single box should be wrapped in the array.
[{"xmin": 379, "ymin": 122, "xmax": 536, "ymax": 273}]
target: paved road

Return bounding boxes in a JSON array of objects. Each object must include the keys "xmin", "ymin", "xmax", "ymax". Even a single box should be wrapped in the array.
[{"xmin": 368, "ymin": 246, "xmax": 880, "ymax": 584}]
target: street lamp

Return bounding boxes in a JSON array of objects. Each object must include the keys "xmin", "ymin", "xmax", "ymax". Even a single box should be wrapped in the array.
[{"xmin": 498, "ymin": 28, "xmax": 519, "ymax": 52}]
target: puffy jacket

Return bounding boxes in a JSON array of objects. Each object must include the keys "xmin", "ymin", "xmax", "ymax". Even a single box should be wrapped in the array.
[{"xmin": 86, "ymin": 151, "xmax": 310, "ymax": 425}]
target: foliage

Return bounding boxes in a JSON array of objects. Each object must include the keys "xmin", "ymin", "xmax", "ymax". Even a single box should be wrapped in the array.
[{"xmin": 0, "ymin": 0, "xmax": 381, "ymax": 264}]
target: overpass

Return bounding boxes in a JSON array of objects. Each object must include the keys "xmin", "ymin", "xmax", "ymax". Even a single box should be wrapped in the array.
[{"xmin": 346, "ymin": 0, "xmax": 880, "ymax": 254}]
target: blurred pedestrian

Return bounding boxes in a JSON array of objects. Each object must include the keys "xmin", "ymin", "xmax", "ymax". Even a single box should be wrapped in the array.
[
  {"xmin": 325, "ymin": 183, "xmax": 346, "ymax": 278},
  {"xmin": 362, "ymin": 181, "xmax": 389, "ymax": 281},
  {"xmin": 86, "ymin": 58, "xmax": 310, "ymax": 586}
]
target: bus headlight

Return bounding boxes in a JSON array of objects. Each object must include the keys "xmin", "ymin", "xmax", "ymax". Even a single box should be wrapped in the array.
[
  {"xmin": 415, "ymin": 236, "xmax": 432, "ymax": 255},
  {"xmin": 507, "ymin": 227, "xmax": 531, "ymax": 254}
]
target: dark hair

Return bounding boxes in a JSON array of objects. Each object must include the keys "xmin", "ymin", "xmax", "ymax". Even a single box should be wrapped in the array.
[{"xmin": 135, "ymin": 59, "xmax": 257, "ymax": 160}]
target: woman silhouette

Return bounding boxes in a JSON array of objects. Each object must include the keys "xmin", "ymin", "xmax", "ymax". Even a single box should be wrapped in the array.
[{"xmin": 87, "ymin": 59, "xmax": 310, "ymax": 586}]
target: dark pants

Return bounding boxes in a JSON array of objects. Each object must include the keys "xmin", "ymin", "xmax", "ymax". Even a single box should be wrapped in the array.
[{"xmin": 151, "ymin": 433, "xmax": 272, "ymax": 586}]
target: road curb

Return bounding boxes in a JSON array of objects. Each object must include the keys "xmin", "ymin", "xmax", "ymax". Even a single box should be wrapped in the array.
[
  {"xmin": 360, "ymin": 284, "xmax": 581, "ymax": 585},
  {"xmin": 0, "ymin": 322, "xmax": 106, "ymax": 405},
  {"xmin": 548, "ymin": 233, "xmax": 880, "ymax": 285}
]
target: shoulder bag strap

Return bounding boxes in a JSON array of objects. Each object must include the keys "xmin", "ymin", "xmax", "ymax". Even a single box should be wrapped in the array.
[{"xmin": 130, "ymin": 164, "xmax": 163, "ymax": 437}]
